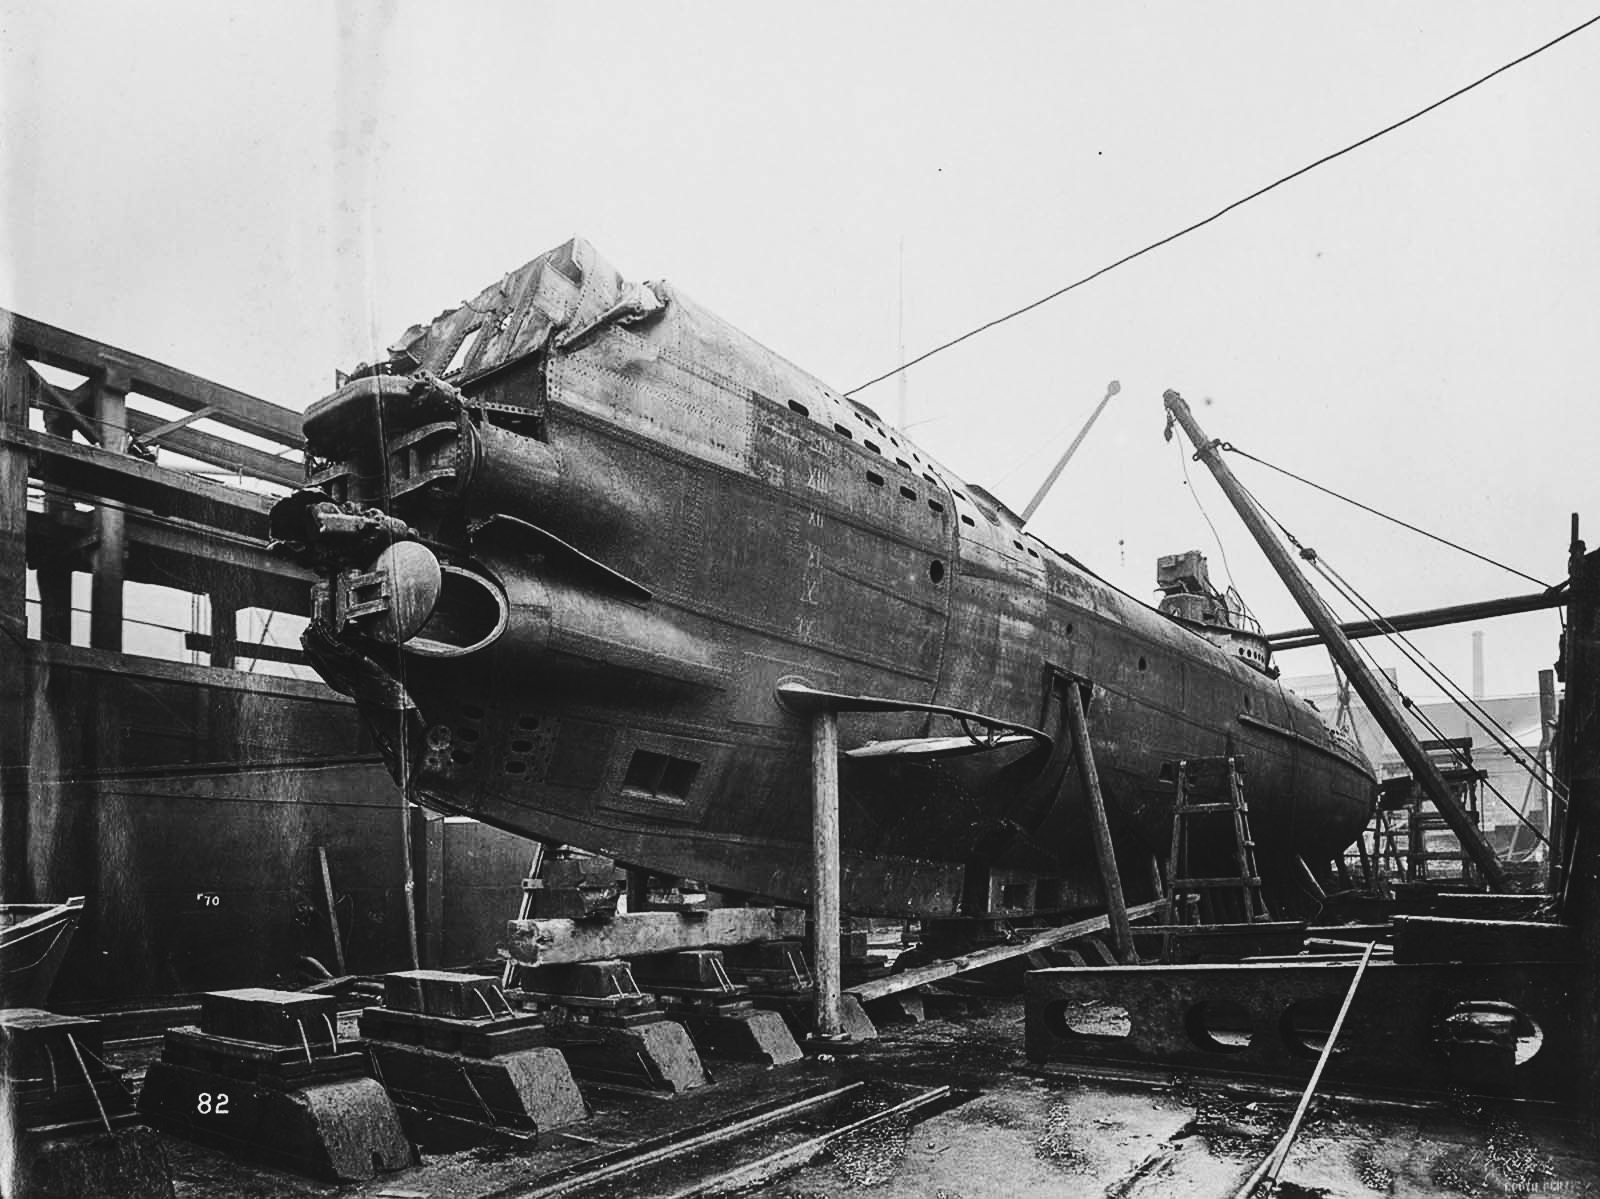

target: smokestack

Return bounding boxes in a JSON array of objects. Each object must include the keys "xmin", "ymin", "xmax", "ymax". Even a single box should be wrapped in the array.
[{"xmin": 1472, "ymin": 631, "xmax": 1485, "ymax": 699}]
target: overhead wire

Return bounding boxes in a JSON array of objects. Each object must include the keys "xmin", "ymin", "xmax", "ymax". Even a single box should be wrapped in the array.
[
  {"xmin": 1341, "ymin": 615, "xmax": 1553, "ymax": 850},
  {"xmin": 1215, "ymin": 467, "xmax": 1561, "ymax": 845},
  {"xmin": 1202, "ymin": 455, "xmax": 1563, "ymax": 780},
  {"xmin": 1219, "ymin": 442, "xmax": 1555, "ymax": 589},
  {"xmin": 1175, "ymin": 436, "xmax": 1240, "ymax": 595},
  {"xmin": 1310, "ymin": 552, "xmax": 1563, "ymax": 800},
  {"xmin": 846, "ymin": 12, "xmax": 1600, "ymax": 399},
  {"xmin": 1308, "ymin": 556, "xmax": 1553, "ymax": 846},
  {"xmin": 1222, "ymin": 464, "xmax": 1565, "ymax": 796}
]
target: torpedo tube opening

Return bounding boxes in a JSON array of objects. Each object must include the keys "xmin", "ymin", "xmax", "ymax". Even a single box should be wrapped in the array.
[{"xmin": 403, "ymin": 564, "xmax": 508, "ymax": 657}]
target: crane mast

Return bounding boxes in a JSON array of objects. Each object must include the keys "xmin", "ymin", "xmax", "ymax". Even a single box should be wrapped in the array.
[{"xmin": 1161, "ymin": 388, "xmax": 1508, "ymax": 891}]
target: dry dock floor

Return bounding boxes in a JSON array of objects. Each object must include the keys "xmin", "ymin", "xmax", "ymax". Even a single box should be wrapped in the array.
[{"xmin": 117, "ymin": 993, "xmax": 1599, "ymax": 1198}]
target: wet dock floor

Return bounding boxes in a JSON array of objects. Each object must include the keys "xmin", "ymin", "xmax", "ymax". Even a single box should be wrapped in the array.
[{"xmin": 110, "ymin": 995, "xmax": 1598, "ymax": 1198}]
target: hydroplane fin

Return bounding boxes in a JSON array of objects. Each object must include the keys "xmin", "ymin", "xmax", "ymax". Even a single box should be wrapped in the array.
[
  {"xmin": 775, "ymin": 681, "xmax": 1051, "ymax": 751},
  {"xmin": 845, "ymin": 734, "xmax": 1037, "ymax": 760}
]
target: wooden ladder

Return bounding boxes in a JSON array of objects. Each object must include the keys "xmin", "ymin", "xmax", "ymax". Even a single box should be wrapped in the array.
[{"xmin": 1162, "ymin": 756, "xmax": 1270, "ymax": 958}]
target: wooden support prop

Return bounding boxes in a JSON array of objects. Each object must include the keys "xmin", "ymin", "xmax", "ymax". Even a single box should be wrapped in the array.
[
  {"xmin": 503, "ymin": 842, "xmax": 548, "ymax": 986},
  {"xmin": 848, "ymin": 900, "xmax": 1164, "ymax": 1003},
  {"xmin": 208, "ymin": 594, "xmax": 238, "ymax": 668},
  {"xmin": 1354, "ymin": 830, "xmax": 1374, "ymax": 890},
  {"xmin": 1296, "ymin": 855, "xmax": 1328, "ymax": 903},
  {"xmin": 419, "ymin": 811, "xmax": 444, "ymax": 968},
  {"xmin": 89, "ymin": 371, "xmax": 128, "ymax": 652},
  {"xmin": 1064, "ymin": 683, "xmax": 1135, "ymax": 963},
  {"xmin": 316, "ymin": 847, "xmax": 346, "ymax": 975},
  {"xmin": 1232, "ymin": 942, "xmax": 1376, "ymax": 1199},
  {"xmin": 812, "ymin": 710, "xmax": 844, "ymax": 1038},
  {"xmin": 504, "ymin": 907, "xmax": 808, "ymax": 966},
  {"xmin": 0, "ymin": 355, "xmax": 29, "ymax": 900},
  {"xmin": 398, "ymin": 779, "xmax": 420, "ymax": 972}
]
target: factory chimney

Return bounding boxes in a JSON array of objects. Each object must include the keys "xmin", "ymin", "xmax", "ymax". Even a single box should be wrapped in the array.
[{"xmin": 1472, "ymin": 631, "xmax": 1485, "ymax": 700}]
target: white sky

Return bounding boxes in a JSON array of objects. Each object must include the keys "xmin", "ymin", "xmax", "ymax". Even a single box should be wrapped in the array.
[{"xmin": 5, "ymin": 2, "xmax": 1597, "ymax": 702}]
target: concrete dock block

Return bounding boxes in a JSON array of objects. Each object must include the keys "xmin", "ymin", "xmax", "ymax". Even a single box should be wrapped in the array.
[
  {"xmin": 680, "ymin": 1006, "xmax": 803, "ymax": 1065},
  {"xmin": 138, "ymin": 1061, "xmax": 412, "ymax": 1181},
  {"xmin": 557, "ymin": 1019, "xmax": 706, "ymax": 1093},
  {"xmin": 368, "ymin": 1040, "xmax": 587, "ymax": 1136}
]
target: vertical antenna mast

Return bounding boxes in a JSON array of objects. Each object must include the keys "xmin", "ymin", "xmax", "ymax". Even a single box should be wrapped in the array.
[{"xmin": 896, "ymin": 238, "xmax": 908, "ymax": 431}]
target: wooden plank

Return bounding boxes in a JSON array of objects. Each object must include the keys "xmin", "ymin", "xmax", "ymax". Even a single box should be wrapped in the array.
[
  {"xmin": 11, "ymin": 426, "xmax": 272, "ymax": 537},
  {"xmin": 26, "ymin": 507, "xmax": 312, "ymax": 617},
  {"xmin": 27, "ymin": 639, "xmax": 345, "ymax": 702},
  {"xmin": 1393, "ymin": 915, "xmax": 1577, "ymax": 964},
  {"xmin": 504, "ymin": 907, "xmax": 808, "ymax": 966},
  {"xmin": 125, "ymin": 408, "xmax": 304, "ymax": 488},
  {"xmin": 184, "ymin": 634, "xmax": 306, "ymax": 666},
  {"xmin": 847, "ymin": 900, "xmax": 1164, "ymax": 1003},
  {"xmin": 4, "ymin": 309, "xmax": 303, "ymax": 447}
]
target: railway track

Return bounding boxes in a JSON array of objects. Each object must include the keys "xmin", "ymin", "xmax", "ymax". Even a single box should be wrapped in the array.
[{"xmin": 491, "ymin": 1078, "xmax": 959, "ymax": 1198}]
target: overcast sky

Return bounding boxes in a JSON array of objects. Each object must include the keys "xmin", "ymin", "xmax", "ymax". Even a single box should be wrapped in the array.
[{"xmin": 5, "ymin": 2, "xmax": 1597, "ymax": 701}]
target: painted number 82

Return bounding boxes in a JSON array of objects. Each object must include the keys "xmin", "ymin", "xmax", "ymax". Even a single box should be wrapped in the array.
[{"xmin": 197, "ymin": 1092, "xmax": 230, "ymax": 1115}]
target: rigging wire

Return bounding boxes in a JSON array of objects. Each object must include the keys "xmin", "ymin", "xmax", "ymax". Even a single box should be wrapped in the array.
[
  {"xmin": 1310, "ymin": 552, "xmax": 1564, "ymax": 798},
  {"xmin": 1175, "ymin": 437, "xmax": 1240, "ymax": 595},
  {"xmin": 1214, "ymin": 468, "xmax": 1561, "ymax": 841},
  {"xmin": 846, "ymin": 12, "xmax": 1600, "ymax": 399},
  {"xmin": 1344, "ymin": 618, "xmax": 1552, "ymax": 849},
  {"xmin": 1320, "ymin": 560, "xmax": 1553, "ymax": 845},
  {"xmin": 1224, "ymin": 468, "xmax": 1556, "ymax": 781},
  {"xmin": 1219, "ymin": 442, "xmax": 1555, "ymax": 589}
]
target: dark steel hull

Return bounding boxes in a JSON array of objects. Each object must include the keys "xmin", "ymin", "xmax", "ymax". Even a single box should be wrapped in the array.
[
  {"xmin": 279, "ymin": 238, "xmax": 1377, "ymax": 917},
  {"xmin": 13, "ymin": 645, "xmax": 532, "ymax": 1004}
]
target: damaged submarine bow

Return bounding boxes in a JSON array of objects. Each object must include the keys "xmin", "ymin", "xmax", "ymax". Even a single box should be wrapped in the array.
[{"xmin": 270, "ymin": 238, "xmax": 1375, "ymax": 917}]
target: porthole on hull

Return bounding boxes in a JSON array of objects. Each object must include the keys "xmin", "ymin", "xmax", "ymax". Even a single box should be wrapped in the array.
[{"xmin": 403, "ymin": 565, "xmax": 508, "ymax": 657}]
